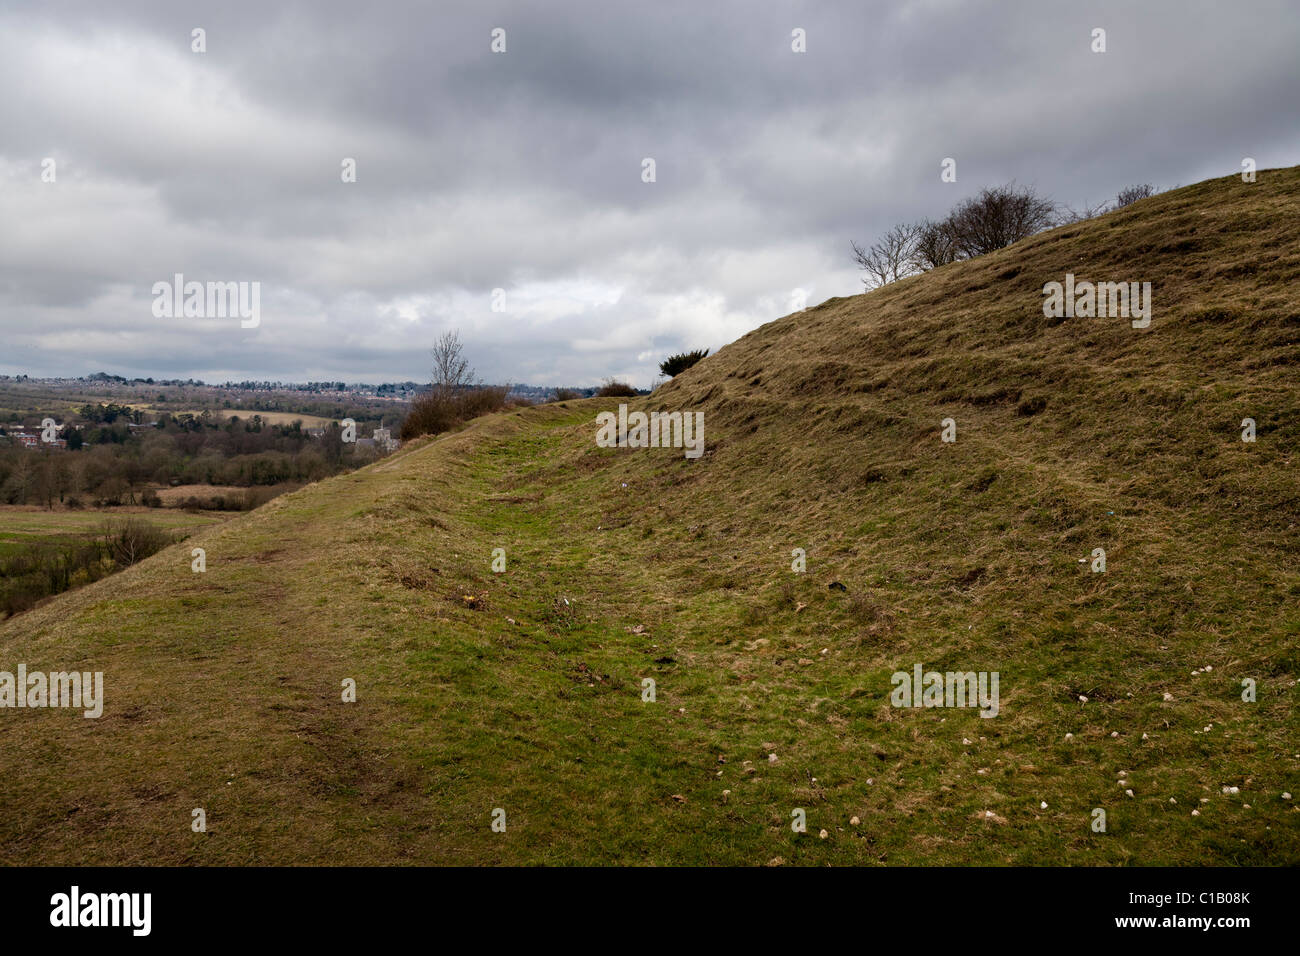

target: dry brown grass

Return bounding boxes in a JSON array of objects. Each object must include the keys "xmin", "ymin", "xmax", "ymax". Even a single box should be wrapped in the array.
[{"xmin": 153, "ymin": 485, "xmax": 248, "ymax": 507}]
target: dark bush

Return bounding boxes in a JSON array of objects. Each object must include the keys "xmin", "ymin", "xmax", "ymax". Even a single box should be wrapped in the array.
[
  {"xmin": 399, "ymin": 385, "xmax": 510, "ymax": 440},
  {"xmin": 659, "ymin": 349, "xmax": 710, "ymax": 377},
  {"xmin": 945, "ymin": 183, "xmax": 1056, "ymax": 258},
  {"xmin": 596, "ymin": 379, "xmax": 638, "ymax": 397},
  {"xmin": 553, "ymin": 388, "xmax": 582, "ymax": 401}
]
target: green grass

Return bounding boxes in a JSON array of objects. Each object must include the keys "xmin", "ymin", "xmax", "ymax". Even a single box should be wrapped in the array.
[
  {"xmin": 0, "ymin": 507, "xmax": 233, "ymax": 616},
  {"xmin": 1, "ymin": 168, "xmax": 1298, "ymax": 865},
  {"xmin": 0, "ymin": 508, "xmax": 227, "ymax": 560}
]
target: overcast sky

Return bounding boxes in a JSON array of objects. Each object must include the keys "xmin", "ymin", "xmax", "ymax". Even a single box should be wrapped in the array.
[{"xmin": 2, "ymin": 0, "xmax": 1298, "ymax": 387}]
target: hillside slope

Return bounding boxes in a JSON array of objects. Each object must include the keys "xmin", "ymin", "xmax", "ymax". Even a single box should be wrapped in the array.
[{"xmin": 2, "ymin": 168, "xmax": 1299, "ymax": 865}]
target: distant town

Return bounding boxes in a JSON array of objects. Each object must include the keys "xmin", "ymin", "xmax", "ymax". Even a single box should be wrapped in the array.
[{"xmin": 0, "ymin": 372, "xmax": 605, "ymax": 404}]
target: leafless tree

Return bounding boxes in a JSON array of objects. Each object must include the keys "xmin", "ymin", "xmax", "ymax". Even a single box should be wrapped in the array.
[
  {"xmin": 49, "ymin": 453, "xmax": 73, "ymax": 506},
  {"xmin": 1115, "ymin": 183, "xmax": 1155, "ymax": 207},
  {"xmin": 32, "ymin": 454, "xmax": 56, "ymax": 510},
  {"xmin": 430, "ymin": 329, "xmax": 478, "ymax": 397},
  {"xmin": 851, "ymin": 222, "xmax": 921, "ymax": 289},
  {"xmin": 1056, "ymin": 199, "xmax": 1111, "ymax": 225},
  {"xmin": 850, "ymin": 239, "xmax": 887, "ymax": 287},
  {"xmin": 910, "ymin": 218, "xmax": 962, "ymax": 270},
  {"xmin": 946, "ymin": 183, "xmax": 1057, "ymax": 258}
]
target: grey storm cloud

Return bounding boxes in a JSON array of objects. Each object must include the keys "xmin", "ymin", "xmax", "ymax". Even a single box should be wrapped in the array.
[{"xmin": 1, "ymin": 0, "xmax": 1298, "ymax": 385}]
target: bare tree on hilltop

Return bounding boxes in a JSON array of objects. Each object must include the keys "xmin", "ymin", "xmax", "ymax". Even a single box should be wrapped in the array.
[
  {"xmin": 945, "ymin": 183, "xmax": 1056, "ymax": 258},
  {"xmin": 853, "ymin": 182, "xmax": 1058, "ymax": 288},
  {"xmin": 401, "ymin": 330, "xmax": 508, "ymax": 440},
  {"xmin": 851, "ymin": 222, "xmax": 921, "ymax": 288},
  {"xmin": 911, "ymin": 218, "xmax": 961, "ymax": 270},
  {"xmin": 430, "ymin": 329, "xmax": 478, "ymax": 397},
  {"xmin": 1115, "ymin": 183, "xmax": 1155, "ymax": 207}
]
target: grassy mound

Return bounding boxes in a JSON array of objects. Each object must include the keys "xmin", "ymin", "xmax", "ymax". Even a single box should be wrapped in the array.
[{"xmin": 2, "ymin": 168, "xmax": 1298, "ymax": 865}]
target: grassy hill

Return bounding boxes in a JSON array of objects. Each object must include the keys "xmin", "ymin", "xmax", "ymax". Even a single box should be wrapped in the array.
[{"xmin": 2, "ymin": 168, "xmax": 1298, "ymax": 865}]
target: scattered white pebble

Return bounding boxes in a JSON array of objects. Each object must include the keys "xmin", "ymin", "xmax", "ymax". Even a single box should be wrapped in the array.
[
  {"xmin": 1284, "ymin": 793, "xmax": 1293, "ymax": 801},
  {"xmin": 1040, "ymin": 801, "xmax": 1048, "ymax": 810},
  {"xmin": 1064, "ymin": 733, "xmax": 1074, "ymax": 740},
  {"xmin": 1222, "ymin": 786, "xmax": 1239, "ymax": 795},
  {"xmin": 849, "ymin": 816, "xmax": 860, "ymax": 826},
  {"xmin": 1169, "ymin": 797, "xmax": 1177, "ymax": 803},
  {"xmin": 1192, "ymin": 809, "xmax": 1200, "ymax": 817},
  {"xmin": 1162, "ymin": 693, "xmax": 1173, "ymax": 702},
  {"xmin": 1205, "ymin": 665, "xmax": 1213, "ymax": 671},
  {"xmin": 962, "ymin": 738, "xmax": 971, "ymax": 745},
  {"xmin": 1078, "ymin": 695, "xmax": 1088, "ymax": 703},
  {"xmin": 1142, "ymin": 733, "xmax": 1149, "ymax": 740},
  {"xmin": 767, "ymin": 753, "xmax": 777, "ymax": 763},
  {"xmin": 866, "ymin": 778, "xmax": 874, "ymax": 786},
  {"xmin": 818, "ymin": 829, "xmax": 828, "ymax": 840},
  {"xmin": 1125, "ymin": 789, "xmax": 1134, "ymax": 797},
  {"xmin": 1200, "ymin": 798, "xmax": 1210, "ymax": 804},
  {"xmin": 1110, "ymin": 731, "xmax": 1119, "ymax": 738}
]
